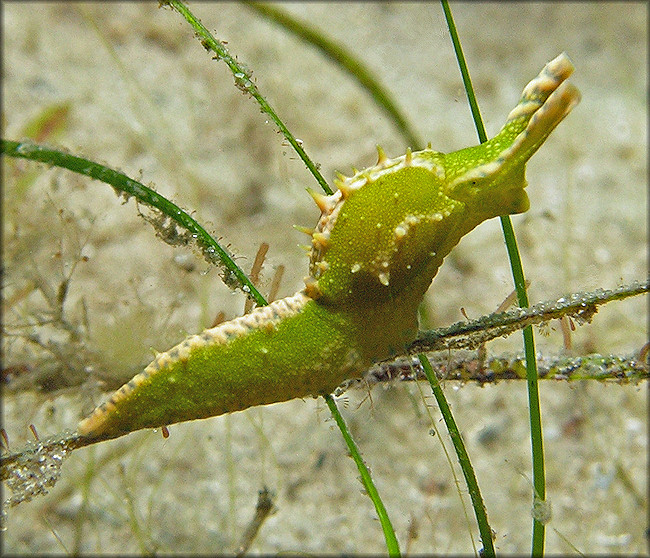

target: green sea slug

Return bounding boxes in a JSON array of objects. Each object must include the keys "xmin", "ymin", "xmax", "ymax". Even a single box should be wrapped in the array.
[{"xmin": 78, "ymin": 53, "xmax": 580, "ymax": 441}]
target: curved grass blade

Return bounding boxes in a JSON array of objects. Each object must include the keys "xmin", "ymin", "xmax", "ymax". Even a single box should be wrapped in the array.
[
  {"xmin": 324, "ymin": 395, "xmax": 401, "ymax": 557},
  {"xmin": 165, "ymin": 0, "xmax": 333, "ymax": 195},
  {"xmin": 418, "ymin": 354, "xmax": 495, "ymax": 557},
  {"xmin": 441, "ymin": 1, "xmax": 547, "ymax": 553},
  {"xmin": 1, "ymin": 139, "xmax": 266, "ymax": 306},
  {"xmin": 244, "ymin": 1, "xmax": 423, "ymax": 150}
]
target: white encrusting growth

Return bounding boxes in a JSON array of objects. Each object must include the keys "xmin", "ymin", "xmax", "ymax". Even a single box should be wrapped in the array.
[{"xmin": 394, "ymin": 225, "xmax": 407, "ymax": 240}]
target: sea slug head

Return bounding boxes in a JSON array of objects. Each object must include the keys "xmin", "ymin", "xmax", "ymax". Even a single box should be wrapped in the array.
[{"xmin": 444, "ymin": 52, "xmax": 580, "ymax": 222}]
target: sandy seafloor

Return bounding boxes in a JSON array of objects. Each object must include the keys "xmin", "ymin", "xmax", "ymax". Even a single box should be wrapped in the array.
[{"xmin": 2, "ymin": 2, "xmax": 647, "ymax": 555}]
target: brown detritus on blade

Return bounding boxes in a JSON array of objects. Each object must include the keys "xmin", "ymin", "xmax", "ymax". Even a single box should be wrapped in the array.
[
  {"xmin": 405, "ymin": 514, "xmax": 419, "ymax": 555},
  {"xmin": 495, "ymin": 281, "xmax": 530, "ymax": 314},
  {"xmin": 267, "ymin": 265, "xmax": 285, "ymax": 303},
  {"xmin": 29, "ymin": 425, "xmax": 40, "ymax": 441},
  {"xmin": 0, "ymin": 429, "xmax": 9, "ymax": 451},
  {"xmin": 211, "ymin": 311, "xmax": 227, "ymax": 328},
  {"xmin": 236, "ymin": 487, "xmax": 276, "ymax": 557},
  {"xmin": 560, "ymin": 316, "xmax": 573, "ymax": 351},
  {"xmin": 244, "ymin": 243, "xmax": 269, "ymax": 314}
]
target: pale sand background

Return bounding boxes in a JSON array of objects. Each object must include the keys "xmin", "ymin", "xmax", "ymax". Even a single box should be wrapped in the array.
[{"xmin": 3, "ymin": 2, "xmax": 647, "ymax": 554}]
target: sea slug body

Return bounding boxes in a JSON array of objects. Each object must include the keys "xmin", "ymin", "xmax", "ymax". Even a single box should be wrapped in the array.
[{"xmin": 78, "ymin": 53, "xmax": 579, "ymax": 441}]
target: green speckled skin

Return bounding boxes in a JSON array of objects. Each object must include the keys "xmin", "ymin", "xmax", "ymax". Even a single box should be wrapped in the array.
[
  {"xmin": 78, "ymin": 53, "xmax": 579, "ymax": 441},
  {"xmin": 80, "ymin": 298, "xmax": 361, "ymax": 437}
]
